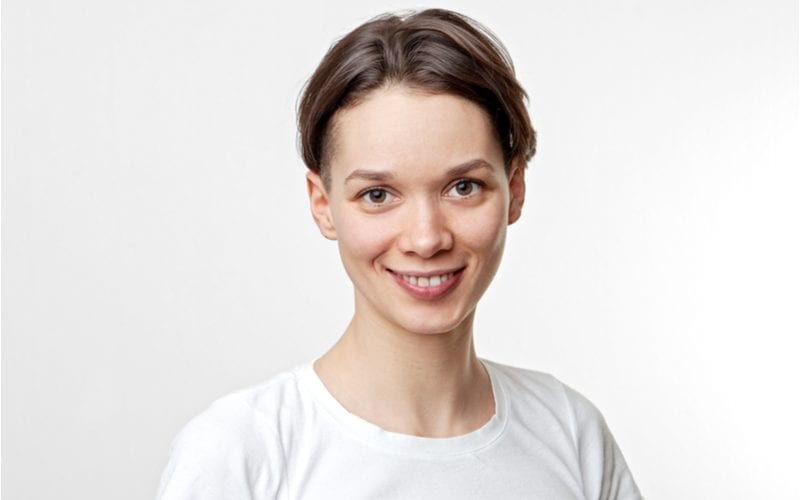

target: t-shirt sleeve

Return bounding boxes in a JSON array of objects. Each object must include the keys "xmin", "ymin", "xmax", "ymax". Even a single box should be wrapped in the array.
[
  {"xmin": 155, "ymin": 397, "xmax": 285, "ymax": 500},
  {"xmin": 562, "ymin": 384, "xmax": 644, "ymax": 500}
]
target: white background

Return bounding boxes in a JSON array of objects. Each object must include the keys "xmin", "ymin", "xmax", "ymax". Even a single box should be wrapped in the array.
[{"xmin": 3, "ymin": 1, "xmax": 798, "ymax": 498}]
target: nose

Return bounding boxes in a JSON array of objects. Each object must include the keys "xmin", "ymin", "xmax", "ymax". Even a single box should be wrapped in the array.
[{"xmin": 397, "ymin": 198, "xmax": 454, "ymax": 258}]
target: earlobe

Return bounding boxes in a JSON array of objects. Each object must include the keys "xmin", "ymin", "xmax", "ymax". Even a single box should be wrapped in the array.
[
  {"xmin": 306, "ymin": 171, "xmax": 338, "ymax": 240},
  {"xmin": 507, "ymin": 160, "xmax": 526, "ymax": 225}
]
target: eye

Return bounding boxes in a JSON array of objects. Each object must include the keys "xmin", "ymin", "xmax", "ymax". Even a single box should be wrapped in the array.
[
  {"xmin": 360, "ymin": 188, "xmax": 396, "ymax": 206},
  {"xmin": 446, "ymin": 179, "xmax": 483, "ymax": 198}
]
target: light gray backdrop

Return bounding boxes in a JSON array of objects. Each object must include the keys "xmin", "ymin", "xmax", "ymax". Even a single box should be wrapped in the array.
[{"xmin": 3, "ymin": 1, "xmax": 798, "ymax": 499}]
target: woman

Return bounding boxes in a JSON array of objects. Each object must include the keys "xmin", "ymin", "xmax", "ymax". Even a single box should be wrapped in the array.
[{"xmin": 157, "ymin": 9, "xmax": 642, "ymax": 499}]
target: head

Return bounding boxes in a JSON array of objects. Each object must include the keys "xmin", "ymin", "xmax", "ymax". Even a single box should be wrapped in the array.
[
  {"xmin": 297, "ymin": 9, "xmax": 536, "ymax": 335},
  {"xmin": 298, "ymin": 8, "xmax": 536, "ymax": 188}
]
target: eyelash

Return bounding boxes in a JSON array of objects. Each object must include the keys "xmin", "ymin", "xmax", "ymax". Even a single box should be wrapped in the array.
[
  {"xmin": 357, "ymin": 179, "xmax": 485, "ymax": 207},
  {"xmin": 359, "ymin": 188, "xmax": 397, "ymax": 207},
  {"xmin": 445, "ymin": 179, "xmax": 484, "ymax": 198}
]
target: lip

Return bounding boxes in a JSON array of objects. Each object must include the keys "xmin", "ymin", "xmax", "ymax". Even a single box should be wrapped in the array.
[
  {"xmin": 388, "ymin": 266, "xmax": 465, "ymax": 278},
  {"xmin": 387, "ymin": 266, "xmax": 466, "ymax": 300}
]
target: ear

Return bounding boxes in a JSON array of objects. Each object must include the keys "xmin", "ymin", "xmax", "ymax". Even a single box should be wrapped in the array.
[
  {"xmin": 507, "ymin": 159, "xmax": 526, "ymax": 225},
  {"xmin": 306, "ymin": 171, "xmax": 338, "ymax": 240}
]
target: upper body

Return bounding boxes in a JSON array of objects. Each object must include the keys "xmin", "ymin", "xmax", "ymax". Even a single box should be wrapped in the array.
[
  {"xmin": 158, "ymin": 8, "xmax": 643, "ymax": 499},
  {"xmin": 156, "ymin": 358, "xmax": 642, "ymax": 499}
]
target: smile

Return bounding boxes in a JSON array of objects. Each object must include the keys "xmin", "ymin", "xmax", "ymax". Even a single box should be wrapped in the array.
[
  {"xmin": 398, "ymin": 272, "xmax": 454, "ymax": 287},
  {"xmin": 387, "ymin": 267, "xmax": 465, "ymax": 299}
]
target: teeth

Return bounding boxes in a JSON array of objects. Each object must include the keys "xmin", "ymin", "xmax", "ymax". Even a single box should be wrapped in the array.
[{"xmin": 399, "ymin": 272, "xmax": 454, "ymax": 288}]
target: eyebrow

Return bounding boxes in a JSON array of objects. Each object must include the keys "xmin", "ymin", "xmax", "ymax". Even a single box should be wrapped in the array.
[
  {"xmin": 344, "ymin": 158, "xmax": 495, "ymax": 184},
  {"xmin": 446, "ymin": 158, "xmax": 494, "ymax": 177},
  {"xmin": 344, "ymin": 169, "xmax": 395, "ymax": 183}
]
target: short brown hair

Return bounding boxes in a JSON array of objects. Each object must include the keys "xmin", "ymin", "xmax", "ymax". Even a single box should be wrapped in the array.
[{"xmin": 297, "ymin": 8, "xmax": 536, "ymax": 182}]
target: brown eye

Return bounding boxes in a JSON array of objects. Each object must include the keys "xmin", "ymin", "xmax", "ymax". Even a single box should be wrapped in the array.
[
  {"xmin": 455, "ymin": 180, "xmax": 473, "ymax": 195},
  {"xmin": 360, "ymin": 188, "xmax": 395, "ymax": 206},
  {"xmin": 447, "ymin": 180, "xmax": 482, "ymax": 198},
  {"xmin": 368, "ymin": 189, "xmax": 386, "ymax": 203}
]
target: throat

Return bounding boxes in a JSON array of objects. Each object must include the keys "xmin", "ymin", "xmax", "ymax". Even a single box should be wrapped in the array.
[{"xmin": 313, "ymin": 331, "xmax": 495, "ymax": 437}]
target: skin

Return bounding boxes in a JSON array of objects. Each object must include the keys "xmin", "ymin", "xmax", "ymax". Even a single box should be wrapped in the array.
[{"xmin": 307, "ymin": 84, "xmax": 526, "ymax": 438}]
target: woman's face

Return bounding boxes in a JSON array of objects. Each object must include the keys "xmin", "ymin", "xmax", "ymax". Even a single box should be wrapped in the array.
[{"xmin": 307, "ymin": 85, "xmax": 525, "ymax": 335}]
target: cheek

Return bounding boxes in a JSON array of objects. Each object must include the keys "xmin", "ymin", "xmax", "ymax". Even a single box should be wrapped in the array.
[
  {"xmin": 333, "ymin": 209, "xmax": 395, "ymax": 261},
  {"xmin": 454, "ymin": 201, "xmax": 508, "ymax": 253}
]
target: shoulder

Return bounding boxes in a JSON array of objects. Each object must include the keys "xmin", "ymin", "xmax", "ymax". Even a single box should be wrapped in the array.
[
  {"xmin": 483, "ymin": 359, "xmax": 565, "ymax": 397},
  {"xmin": 156, "ymin": 368, "xmax": 303, "ymax": 499},
  {"xmin": 484, "ymin": 358, "xmax": 607, "ymax": 424},
  {"xmin": 172, "ymin": 368, "xmax": 302, "ymax": 451},
  {"xmin": 483, "ymin": 359, "xmax": 644, "ymax": 499}
]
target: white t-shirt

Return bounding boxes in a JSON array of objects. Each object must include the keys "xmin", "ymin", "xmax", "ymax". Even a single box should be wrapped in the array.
[{"xmin": 157, "ymin": 359, "xmax": 643, "ymax": 499}]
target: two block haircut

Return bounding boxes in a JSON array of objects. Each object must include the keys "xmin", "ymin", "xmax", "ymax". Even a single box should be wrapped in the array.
[{"xmin": 297, "ymin": 8, "xmax": 536, "ymax": 185}]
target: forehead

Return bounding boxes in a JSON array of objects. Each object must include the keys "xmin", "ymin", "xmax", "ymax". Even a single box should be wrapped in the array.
[{"xmin": 328, "ymin": 86, "xmax": 504, "ymax": 178}]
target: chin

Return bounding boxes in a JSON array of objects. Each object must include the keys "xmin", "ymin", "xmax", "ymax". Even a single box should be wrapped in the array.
[{"xmin": 392, "ymin": 309, "xmax": 473, "ymax": 336}]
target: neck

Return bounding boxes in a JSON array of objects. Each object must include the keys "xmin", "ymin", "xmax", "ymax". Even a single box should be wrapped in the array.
[{"xmin": 313, "ymin": 302, "xmax": 495, "ymax": 438}]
